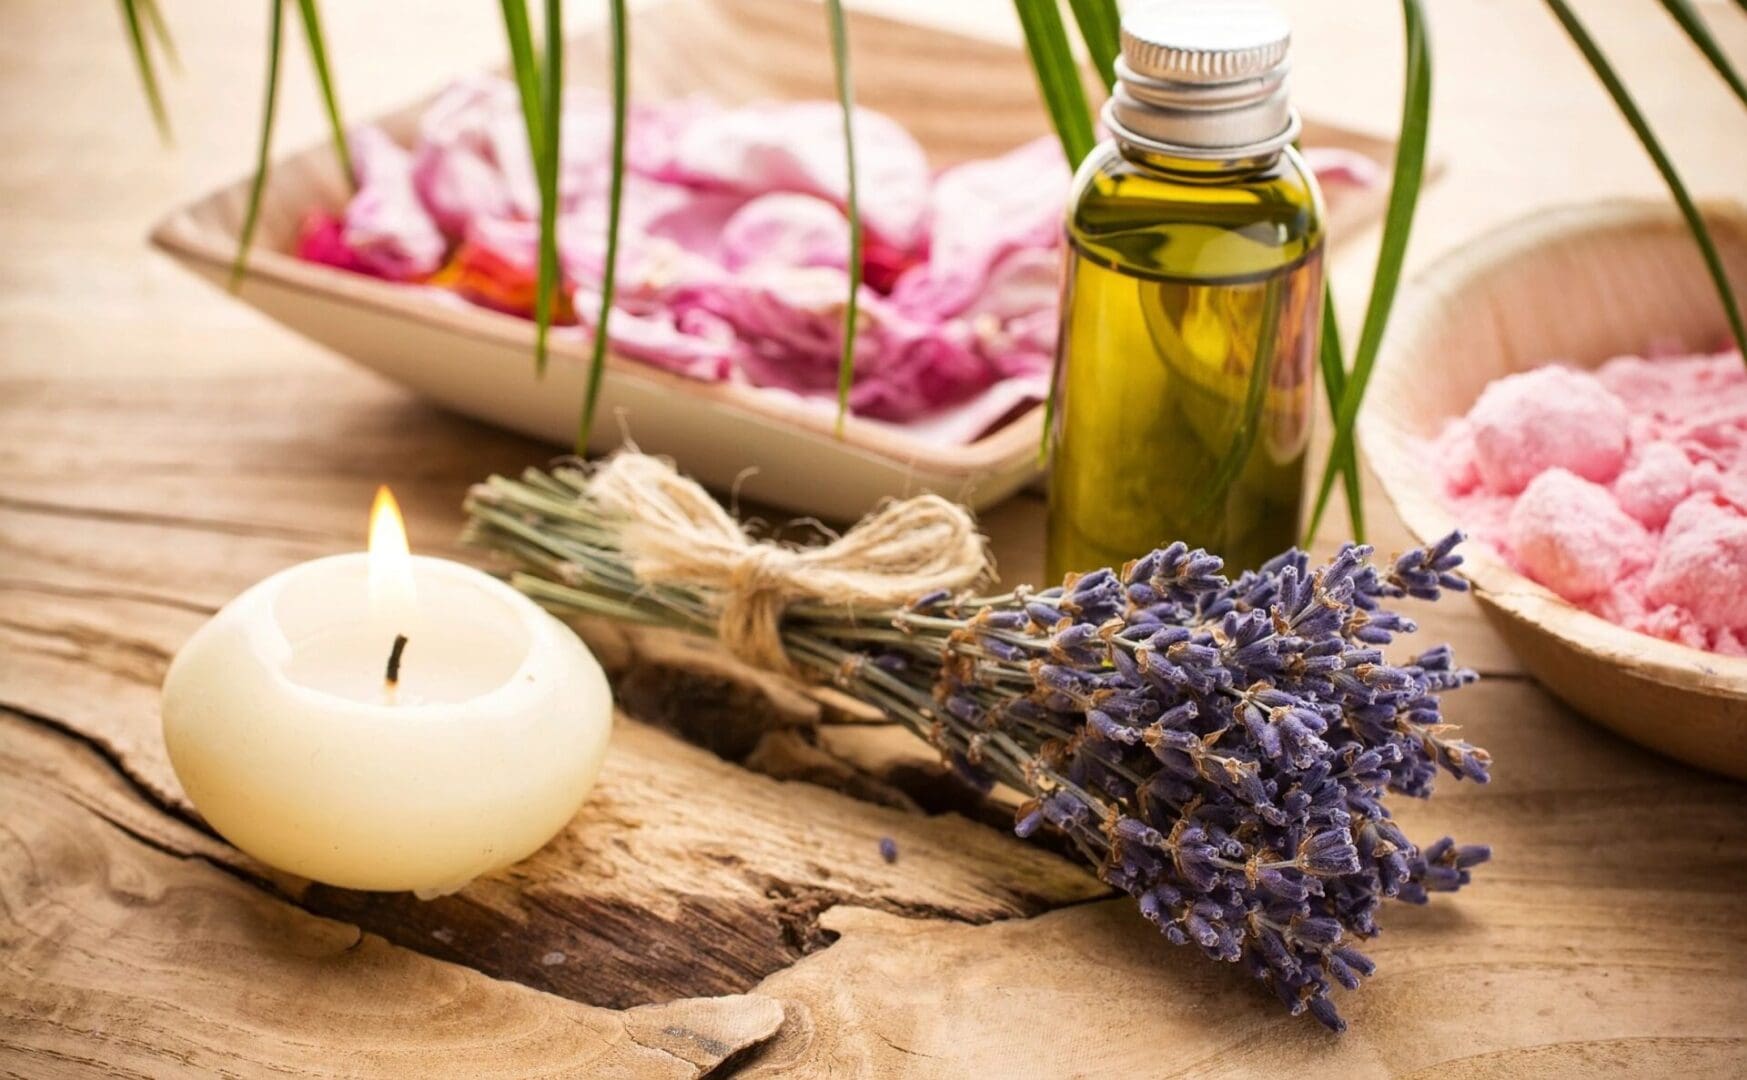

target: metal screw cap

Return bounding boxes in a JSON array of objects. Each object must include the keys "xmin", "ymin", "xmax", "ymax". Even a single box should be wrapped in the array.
[
  {"xmin": 1120, "ymin": 0, "xmax": 1292, "ymax": 86},
  {"xmin": 1105, "ymin": 0, "xmax": 1300, "ymax": 159}
]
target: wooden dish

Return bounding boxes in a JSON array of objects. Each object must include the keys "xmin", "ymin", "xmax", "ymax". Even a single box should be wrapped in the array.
[
  {"xmin": 151, "ymin": 0, "xmax": 1405, "ymax": 522},
  {"xmin": 1362, "ymin": 200, "xmax": 1747, "ymax": 779}
]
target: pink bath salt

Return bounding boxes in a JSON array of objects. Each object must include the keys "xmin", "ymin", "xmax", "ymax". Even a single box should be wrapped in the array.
[
  {"xmin": 1629, "ymin": 602, "xmax": 1717, "ymax": 653},
  {"xmin": 1467, "ymin": 366, "xmax": 1631, "ymax": 494},
  {"xmin": 1645, "ymin": 495, "xmax": 1747, "ymax": 628},
  {"xmin": 1614, "ymin": 441, "xmax": 1694, "ymax": 528},
  {"xmin": 1506, "ymin": 469, "xmax": 1651, "ymax": 601},
  {"xmin": 1434, "ymin": 418, "xmax": 1483, "ymax": 495},
  {"xmin": 1597, "ymin": 351, "xmax": 1747, "ymax": 429}
]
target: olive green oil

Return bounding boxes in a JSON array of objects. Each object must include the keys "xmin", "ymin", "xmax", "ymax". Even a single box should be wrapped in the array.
[
  {"xmin": 1045, "ymin": 0, "xmax": 1325, "ymax": 580},
  {"xmin": 1047, "ymin": 142, "xmax": 1324, "ymax": 579}
]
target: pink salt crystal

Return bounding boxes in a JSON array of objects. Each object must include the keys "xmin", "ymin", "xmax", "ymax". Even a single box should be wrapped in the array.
[
  {"xmin": 1614, "ymin": 441, "xmax": 1693, "ymax": 528},
  {"xmin": 1506, "ymin": 469, "xmax": 1650, "ymax": 601},
  {"xmin": 1434, "ymin": 418, "xmax": 1482, "ymax": 495},
  {"xmin": 1645, "ymin": 495, "xmax": 1747, "ymax": 628},
  {"xmin": 1467, "ymin": 366, "xmax": 1631, "ymax": 494}
]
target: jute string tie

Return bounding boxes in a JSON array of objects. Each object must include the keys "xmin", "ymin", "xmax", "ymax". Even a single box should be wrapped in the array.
[{"xmin": 585, "ymin": 453, "xmax": 989, "ymax": 673}]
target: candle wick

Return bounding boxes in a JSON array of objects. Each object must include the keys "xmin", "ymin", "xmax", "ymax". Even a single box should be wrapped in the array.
[{"xmin": 385, "ymin": 633, "xmax": 409, "ymax": 687}]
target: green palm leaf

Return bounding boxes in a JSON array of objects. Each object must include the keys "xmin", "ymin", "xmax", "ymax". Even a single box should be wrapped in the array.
[
  {"xmin": 118, "ymin": 0, "xmax": 173, "ymax": 144},
  {"xmin": 1546, "ymin": 0, "xmax": 1747, "ymax": 361},
  {"xmin": 1065, "ymin": 0, "xmax": 1122, "ymax": 91},
  {"xmin": 230, "ymin": 0, "xmax": 286, "ymax": 290},
  {"xmin": 1013, "ymin": 0, "xmax": 1098, "ymax": 459},
  {"xmin": 294, "ymin": 0, "xmax": 354, "ymax": 188},
  {"xmin": 576, "ymin": 0, "xmax": 629, "ymax": 449},
  {"xmin": 140, "ymin": 0, "xmax": 180, "ymax": 73},
  {"xmin": 1659, "ymin": 0, "xmax": 1747, "ymax": 109},
  {"xmin": 826, "ymin": 0, "xmax": 863, "ymax": 435},
  {"xmin": 1012, "ymin": 0, "xmax": 1097, "ymax": 166},
  {"xmin": 532, "ymin": 0, "xmax": 563, "ymax": 378},
  {"xmin": 499, "ymin": 0, "xmax": 545, "ymax": 166},
  {"xmin": 1311, "ymin": 284, "xmax": 1365, "ymax": 543},
  {"xmin": 1306, "ymin": 0, "xmax": 1431, "ymax": 541}
]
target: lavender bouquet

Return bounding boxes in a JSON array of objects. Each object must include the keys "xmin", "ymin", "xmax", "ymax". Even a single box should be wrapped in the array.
[{"xmin": 464, "ymin": 455, "xmax": 1491, "ymax": 1032}]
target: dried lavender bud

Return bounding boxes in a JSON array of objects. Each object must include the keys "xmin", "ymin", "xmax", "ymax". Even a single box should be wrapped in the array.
[{"xmin": 467, "ymin": 471, "xmax": 1491, "ymax": 1034}]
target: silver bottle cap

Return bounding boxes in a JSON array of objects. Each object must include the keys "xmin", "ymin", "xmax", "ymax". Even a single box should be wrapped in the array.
[{"xmin": 1104, "ymin": 0, "xmax": 1300, "ymax": 160}]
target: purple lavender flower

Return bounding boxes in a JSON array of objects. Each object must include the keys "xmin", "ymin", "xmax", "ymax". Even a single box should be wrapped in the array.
[
  {"xmin": 468, "ymin": 476, "xmax": 1491, "ymax": 1035},
  {"xmin": 861, "ymin": 533, "xmax": 1489, "ymax": 1032}
]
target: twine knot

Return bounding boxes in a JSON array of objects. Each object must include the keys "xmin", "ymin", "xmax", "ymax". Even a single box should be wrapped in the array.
[{"xmin": 585, "ymin": 453, "xmax": 989, "ymax": 673}]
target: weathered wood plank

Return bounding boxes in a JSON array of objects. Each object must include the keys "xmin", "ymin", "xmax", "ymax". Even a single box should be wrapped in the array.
[
  {"xmin": 739, "ymin": 679, "xmax": 1747, "ymax": 1078},
  {"xmin": 0, "ymin": 712, "xmax": 787, "ymax": 1079},
  {"xmin": 5, "ymin": 0, "xmax": 1747, "ymax": 1073}
]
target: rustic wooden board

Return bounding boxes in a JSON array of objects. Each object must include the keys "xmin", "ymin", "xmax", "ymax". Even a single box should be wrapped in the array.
[{"xmin": 5, "ymin": 0, "xmax": 1747, "ymax": 1076}]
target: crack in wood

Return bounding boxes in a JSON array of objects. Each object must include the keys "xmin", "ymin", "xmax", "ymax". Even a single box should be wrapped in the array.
[{"xmin": 0, "ymin": 703, "xmax": 212, "ymax": 839}]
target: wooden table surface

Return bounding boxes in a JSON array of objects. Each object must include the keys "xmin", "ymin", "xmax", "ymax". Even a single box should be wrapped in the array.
[{"xmin": 4, "ymin": 2, "xmax": 1746, "ymax": 1076}]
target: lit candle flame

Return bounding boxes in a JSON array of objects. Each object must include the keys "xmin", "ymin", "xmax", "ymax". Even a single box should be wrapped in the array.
[{"xmin": 368, "ymin": 486, "xmax": 418, "ymax": 624}]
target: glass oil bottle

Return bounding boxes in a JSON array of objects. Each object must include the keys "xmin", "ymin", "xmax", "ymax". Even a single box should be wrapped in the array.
[{"xmin": 1047, "ymin": 0, "xmax": 1325, "ymax": 580}]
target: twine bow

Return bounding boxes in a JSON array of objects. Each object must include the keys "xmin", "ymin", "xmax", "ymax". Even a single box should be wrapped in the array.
[{"xmin": 586, "ymin": 453, "xmax": 990, "ymax": 673}]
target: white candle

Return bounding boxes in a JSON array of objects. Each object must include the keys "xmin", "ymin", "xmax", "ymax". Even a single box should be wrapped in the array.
[{"xmin": 160, "ymin": 488, "xmax": 612, "ymax": 897}]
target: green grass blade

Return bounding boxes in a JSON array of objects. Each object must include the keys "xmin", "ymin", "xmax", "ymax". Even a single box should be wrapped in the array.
[
  {"xmin": 826, "ymin": 0, "xmax": 863, "ymax": 436},
  {"xmin": 1658, "ymin": 0, "xmax": 1747, "ymax": 112},
  {"xmin": 1305, "ymin": 0, "xmax": 1431, "ymax": 540},
  {"xmin": 294, "ymin": 0, "xmax": 354, "ymax": 189},
  {"xmin": 576, "ymin": 0, "xmax": 629, "ymax": 450},
  {"xmin": 140, "ymin": 0, "xmax": 180, "ymax": 73},
  {"xmin": 1546, "ymin": 0, "xmax": 1747, "ymax": 362},
  {"xmin": 230, "ymin": 0, "xmax": 286, "ymax": 291},
  {"xmin": 499, "ymin": 0, "xmax": 545, "ymax": 167},
  {"xmin": 1065, "ymin": 0, "xmax": 1122, "ymax": 91},
  {"xmin": 1309, "ymin": 283, "xmax": 1365, "ymax": 544},
  {"xmin": 118, "ymin": 0, "xmax": 173, "ymax": 144},
  {"xmin": 532, "ymin": 0, "xmax": 563, "ymax": 378},
  {"xmin": 1012, "ymin": 0, "xmax": 1097, "ymax": 166},
  {"xmin": 1014, "ymin": 0, "xmax": 1097, "ymax": 460}
]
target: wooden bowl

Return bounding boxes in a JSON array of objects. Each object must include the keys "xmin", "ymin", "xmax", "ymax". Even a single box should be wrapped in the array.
[
  {"xmin": 1362, "ymin": 201, "xmax": 1747, "ymax": 779},
  {"xmin": 150, "ymin": 0, "xmax": 1404, "ymax": 523}
]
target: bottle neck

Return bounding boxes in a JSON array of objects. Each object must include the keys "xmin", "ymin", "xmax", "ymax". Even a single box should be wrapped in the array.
[{"xmin": 1112, "ymin": 137, "xmax": 1285, "ymax": 184}]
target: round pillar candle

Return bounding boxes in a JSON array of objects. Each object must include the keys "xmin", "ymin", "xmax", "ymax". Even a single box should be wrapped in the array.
[{"xmin": 160, "ymin": 490, "xmax": 611, "ymax": 896}]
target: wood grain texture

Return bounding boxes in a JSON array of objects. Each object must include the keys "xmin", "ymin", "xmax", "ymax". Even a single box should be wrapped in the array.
[
  {"xmin": 741, "ymin": 680, "xmax": 1747, "ymax": 1078},
  {"xmin": 3, "ymin": 0, "xmax": 1747, "ymax": 1076},
  {"xmin": 0, "ymin": 712, "xmax": 787, "ymax": 1079}
]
